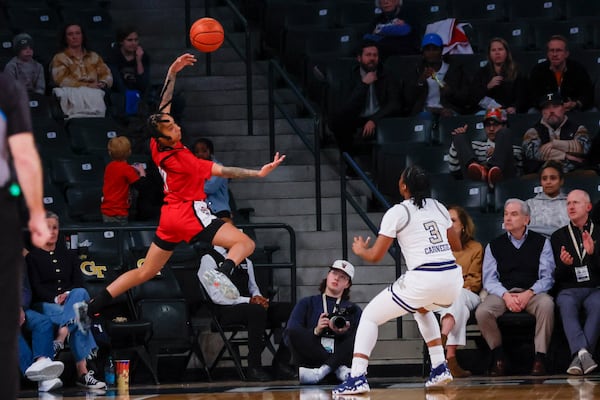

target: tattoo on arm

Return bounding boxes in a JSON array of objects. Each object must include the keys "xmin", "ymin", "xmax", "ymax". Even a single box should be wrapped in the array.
[
  {"xmin": 220, "ymin": 166, "xmax": 257, "ymax": 178},
  {"xmin": 158, "ymin": 73, "xmax": 176, "ymax": 113}
]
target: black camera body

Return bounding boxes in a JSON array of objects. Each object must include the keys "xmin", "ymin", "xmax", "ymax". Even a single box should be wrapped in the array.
[{"xmin": 323, "ymin": 306, "xmax": 356, "ymax": 337}]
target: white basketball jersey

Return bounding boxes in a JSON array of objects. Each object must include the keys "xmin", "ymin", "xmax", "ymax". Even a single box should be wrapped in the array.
[{"xmin": 379, "ymin": 198, "xmax": 455, "ymax": 270}]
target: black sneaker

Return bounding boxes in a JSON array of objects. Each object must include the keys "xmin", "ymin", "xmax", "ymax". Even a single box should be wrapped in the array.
[
  {"xmin": 76, "ymin": 370, "xmax": 106, "ymax": 389},
  {"xmin": 73, "ymin": 301, "xmax": 91, "ymax": 334}
]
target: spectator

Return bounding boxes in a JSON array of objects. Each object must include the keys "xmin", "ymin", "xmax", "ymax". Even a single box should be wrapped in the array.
[
  {"xmin": 438, "ymin": 206, "xmax": 483, "ymax": 378},
  {"xmin": 27, "ymin": 211, "xmax": 106, "ymax": 389},
  {"xmin": 101, "ymin": 136, "xmax": 147, "ymax": 224},
  {"xmin": 285, "ymin": 260, "xmax": 361, "ymax": 384},
  {"xmin": 3, "ymin": 33, "xmax": 45, "ymax": 95},
  {"xmin": 525, "ymin": 160, "xmax": 569, "ymax": 237},
  {"xmin": 327, "ymin": 41, "xmax": 401, "ymax": 167},
  {"xmin": 404, "ymin": 33, "xmax": 471, "ymax": 119},
  {"xmin": 50, "ymin": 23, "xmax": 112, "ymax": 118},
  {"xmin": 475, "ymin": 198, "xmax": 555, "ymax": 376},
  {"xmin": 19, "ymin": 259, "xmax": 64, "ymax": 392},
  {"xmin": 550, "ymin": 189, "xmax": 600, "ymax": 375},
  {"xmin": 528, "ymin": 35, "xmax": 593, "ymax": 112},
  {"xmin": 522, "ymin": 92, "xmax": 591, "ymax": 174},
  {"xmin": 107, "ymin": 25, "xmax": 150, "ymax": 95},
  {"xmin": 192, "ymin": 138, "xmax": 232, "ymax": 224},
  {"xmin": 198, "ymin": 246, "xmax": 294, "ymax": 381},
  {"xmin": 470, "ymin": 37, "xmax": 528, "ymax": 115},
  {"xmin": 447, "ymin": 107, "xmax": 522, "ymax": 187},
  {"xmin": 364, "ymin": 0, "xmax": 419, "ymax": 59}
]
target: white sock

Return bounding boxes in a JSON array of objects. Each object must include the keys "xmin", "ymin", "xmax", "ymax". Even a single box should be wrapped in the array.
[
  {"xmin": 579, "ymin": 348, "xmax": 589, "ymax": 357},
  {"xmin": 350, "ymin": 357, "xmax": 369, "ymax": 377},
  {"xmin": 429, "ymin": 345, "xmax": 445, "ymax": 368},
  {"xmin": 318, "ymin": 364, "xmax": 331, "ymax": 378}
]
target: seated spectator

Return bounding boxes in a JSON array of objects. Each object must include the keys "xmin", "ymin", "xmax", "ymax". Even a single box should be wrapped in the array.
[
  {"xmin": 285, "ymin": 260, "xmax": 361, "ymax": 384},
  {"xmin": 475, "ymin": 198, "xmax": 555, "ymax": 376},
  {"xmin": 525, "ymin": 160, "xmax": 569, "ymax": 237},
  {"xmin": 107, "ymin": 25, "xmax": 150, "ymax": 95},
  {"xmin": 522, "ymin": 92, "xmax": 591, "ymax": 174},
  {"xmin": 192, "ymin": 138, "xmax": 232, "ymax": 224},
  {"xmin": 529, "ymin": 35, "xmax": 593, "ymax": 112},
  {"xmin": 364, "ymin": 0, "xmax": 419, "ymax": 59},
  {"xmin": 198, "ymin": 245, "xmax": 295, "ymax": 381},
  {"xmin": 101, "ymin": 136, "xmax": 147, "ymax": 224},
  {"xmin": 3, "ymin": 33, "xmax": 45, "ymax": 95},
  {"xmin": 404, "ymin": 33, "xmax": 470, "ymax": 119},
  {"xmin": 327, "ymin": 41, "xmax": 401, "ymax": 166},
  {"xmin": 19, "ymin": 257, "xmax": 64, "ymax": 392},
  {"xmin": 447, "ymin": 108, "xmax": 522, "ymax": 187},
  {"xmin": 437, "ymin": 206, "xmax": 483, "ymax": 378},
  {"xmin": 470, "ymin": 37, "xmax": 528, "ymax": 115},
  {"xmin": 26, "ymin": 211, "xmax": 106, "ymax": 389},
  {"xmin": 50, "ymin": 23, "xmax": 113, "ymax": 118},
  {"xmin": 550, "ymin": 189, "xmax": 600, "ymax": 375}
]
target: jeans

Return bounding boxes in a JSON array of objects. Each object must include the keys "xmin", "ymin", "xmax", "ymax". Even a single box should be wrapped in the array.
[
  {"xmin": 33, "ymin": 288, "xmax": 97, "ymax": 362},
  {"xmin": 18, "ymin": 309, "xmax": 55, "ymax": 374}
]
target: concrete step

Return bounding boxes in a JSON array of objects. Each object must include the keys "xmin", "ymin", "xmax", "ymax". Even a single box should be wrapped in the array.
[
  {"xmin": 185, "ymin": 87, "xmax": 296, "ymax": 106},
  {"xmin": 181, "ymin": 117, "xmax": 315, "ymax": 135},
  {"xmin": 182, "ymin": 102, "xmax": 298, "ymax": 121}
]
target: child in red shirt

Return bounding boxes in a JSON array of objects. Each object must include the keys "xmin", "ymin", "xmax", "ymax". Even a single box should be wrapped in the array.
[{"xmin": 101, "ymin": 136, "xmax": 146, "ymax": 224}]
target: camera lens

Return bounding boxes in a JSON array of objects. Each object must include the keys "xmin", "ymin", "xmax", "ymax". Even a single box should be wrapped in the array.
[{"xmin": 331, "ymin": 315, "xmax": 346, "ymax": 329}]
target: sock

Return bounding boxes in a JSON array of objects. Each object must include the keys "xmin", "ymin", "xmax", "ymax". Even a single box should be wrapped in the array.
[
  {"xmin": 579, "ymin": 348, "xmax": 589, "ymax": 357},
  {"xmin": 318, "ymin": 364, "xmax": 331, "ymax": 379},
  {"xmin": 87, "ymin": 288, "xmax": 113, "ymax": 317},
  {"xmin": 350, "ymin": 356, "xmax": 369, "ymax": 377},
  {"xmin": 429, "ymin": 345, "xmax": 445, "ymax": 368},
  {"xmin": 216, "ymin": 259, "xmax": 236, "ymax": 276}
]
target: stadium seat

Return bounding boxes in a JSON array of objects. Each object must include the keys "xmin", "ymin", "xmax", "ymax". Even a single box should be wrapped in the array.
[
  {"xmin": 512, "ymin": 51, "xmax": 547, "ymax": 77},
  {"xmin": 32, "ymin": 120, "xmax": 73, "ymax": 159},
  {"xmin": 28, "ymin": 93, "xmax": 61, "ymax": 121},
  {"xmin": 384, "ymin": 54, "xmax": 427, "ymax": 86},
  {"xmin": 468, "ymin": 21, "xmax": 536, "ymax": 52},
  {"xmin": 429, "ymin": 173, "xmax": 489, "ymax": 212},
  {"xmin": 531, "ymin": 20, "xmax": 593, "ymax": 51},
  {"xmin": 64, "ymin": 184, "xmax": 104, "ymax": 222},
  {"xmin": 470, "ymin": 210, "xmax": 505, "ymax": 247},
  {"xmin": 451, "ymin": 0, "xmax": 507, "ymax": 23},
  {"xmin": 563, "ymin": 0, "xmax": 600, "ymax": 20},
  {"xmin": 507, "ymin": 113, "xmax": 541, "ymax": 142},
  {"xmin": 402, "ymin": 0, "xmax": 451, "ymax": 34},
  {"xmin": 563, "ymin": 171, "xmax": 600, "ymax": 203},
  {"xmin": 505, "ymin": 0, "xmax": 563, "ymax": 21},
  {"xmin": 376, "ymin": 116, "xmax": 433, "ymax": 145},
  {"xmin": 336, "ymin": 1, "xmax": 377, "ymax": 29},
  {"xmin": 493, "ymin": 175, "xmax": 541, "ymax": 212},
  {"xmin": 405, "ymin": 144, "xmax": 450, "ymax": 175},
  {"xmin": 6, "ymin": 7, "xmax": 62, "ymax": 35},
  {"xmin": 437, "ymin": 115, "xmax": 488, "ymax": 147},
  {"xmin": 43, "ymin": 182, "xmax": 69, "ymax": 223},
  {"xmin": 66, "ymin": 117, "xmax": 121, "ymax": 155},
  {"xmin": 49, "ymin": 154, "xmax": 105, "ymax": 188},
  {"xmin": 73, "ymin": 228, "xmax": 126, "ymax": 270},
  {"xmin": 569, "ymin": 111, "xmax": 600, "ymax": 134},
  {"xmin": 446, "ymin": 54, "xmax": 488, "ymax": 80}
]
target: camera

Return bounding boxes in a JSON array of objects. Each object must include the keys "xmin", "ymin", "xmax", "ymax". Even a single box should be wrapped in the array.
[{"xmin": 323, "ymin": 306, "xmax": 356, "ymax": 337}]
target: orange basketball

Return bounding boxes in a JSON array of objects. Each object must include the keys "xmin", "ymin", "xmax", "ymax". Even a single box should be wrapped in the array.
[{"xmin": 190, "ymin": 17, "xmax": 224, "ymax": 53}]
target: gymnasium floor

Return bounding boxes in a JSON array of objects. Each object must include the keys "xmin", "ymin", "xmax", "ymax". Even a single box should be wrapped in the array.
[{"xmin": 18, "ymin": 374, "xmax": 600, "ymax": 399}]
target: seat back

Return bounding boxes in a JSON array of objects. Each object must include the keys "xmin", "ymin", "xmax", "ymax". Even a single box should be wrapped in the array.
[
  {"xmin": 376, "ymin": 117, "xmax": 434, "ymax": 145},
  {"xmin": 64, "ymin": 184, "xmax": 103, "ymax": 222},
  {"xmin": 430, "ymin": 173, "xmax": 489, "ymax": 212},
  {"xmin": 49, "ymin": 154, "xmax": 105, "ymax": 188},
  {"xmin": 66, "ymin": 117, "xmax": 120, "ymax": 155}
]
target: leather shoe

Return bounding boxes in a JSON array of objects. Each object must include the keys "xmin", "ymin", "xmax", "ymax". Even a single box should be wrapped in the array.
[
  {"xmin": 246, "ymin": 366, "xmax": 273, "ymax": 382},
  {"xmin": 274, "ymin": 362, "xmax": 298, "ymax": 380},
  {"xmin": 531, "ymin": 359, "xmax": 546, "ymax": 376},
  {"xmin": 489, "ymin": 358, "xmax": 506, "ymax": 376}
]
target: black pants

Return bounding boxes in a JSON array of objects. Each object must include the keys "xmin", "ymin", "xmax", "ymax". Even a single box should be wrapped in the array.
[
  {"xmin": 453, "ymin": 127, "xmax": 517, "ymax": 179},
  {"xmin": 287, "ymin": 328, "xmax": 356, "ymax": 370},
  {"xmin": 328, "ymin": 115, "xmax": 374, "ymax": 156},
  {"xmin": 0, "ymin": 195, "xmax": 24, "ymax": 399},
  {"xmin": 217, "ymin": 302, "xmax": 292, "ymax": 367}
]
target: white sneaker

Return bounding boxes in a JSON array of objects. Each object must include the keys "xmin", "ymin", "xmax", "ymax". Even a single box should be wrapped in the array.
[
  {"xmin": 425, "ymin": 361, "xmax": 453, "ymax": 387},
  {"xmin": 38, "ymin": 377, "xmax": 63, "ymax": 392},
  {"xmin": 335, "ymin": 365, "xmax": 351, "ymax": 381},
  {"xmin": 25, "ymin": 358, "xmax": 64, "ymax": 381}
]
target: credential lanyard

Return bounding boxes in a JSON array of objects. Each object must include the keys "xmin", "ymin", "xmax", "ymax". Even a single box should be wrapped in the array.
[
  {"xmin": 568, "ymin": 221, "xmax": 594, "ymax": 263},
  {"xmin": 322, "ymin": 293, "xmax": 341, "ymax": 315}
]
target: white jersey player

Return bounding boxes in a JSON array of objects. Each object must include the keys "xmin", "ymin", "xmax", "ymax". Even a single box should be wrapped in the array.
[{"xmin": 334, "ymin": 165, "xmax": 464, "ymax": 395}]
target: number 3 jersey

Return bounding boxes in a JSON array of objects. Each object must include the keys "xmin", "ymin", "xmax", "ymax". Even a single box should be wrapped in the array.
[{"xmin": 379, "ymin": 198, "xmax": 455, "ymax": 270}]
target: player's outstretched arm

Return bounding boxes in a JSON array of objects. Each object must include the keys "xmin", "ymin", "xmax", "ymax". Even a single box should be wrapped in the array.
[
  {"xmin": 212, "ymin": 152, "xmax": 286, "ymax": 179},
  {"xmin": 158, "ymin": 53, "xmax": 197, "ymax": 114},
  {"xmin": 352, "ymin": 234, "xmax": 394, "ymax": 263}
]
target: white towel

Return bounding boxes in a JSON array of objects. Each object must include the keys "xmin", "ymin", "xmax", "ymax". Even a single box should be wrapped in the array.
[{"xmin": 52, "ymin": 86, "xmax": 106, "ymax": 119}]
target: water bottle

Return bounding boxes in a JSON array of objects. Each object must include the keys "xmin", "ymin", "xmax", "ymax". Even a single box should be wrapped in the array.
[{"xmin": 104, "ymin": 356, "xmax": 115, "ymax": 386}]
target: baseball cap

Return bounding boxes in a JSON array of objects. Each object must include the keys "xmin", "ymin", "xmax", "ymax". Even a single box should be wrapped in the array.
[
  {"xmin": 539, "ymin": 92, "xmax": 564, "ymax": 108},
  {"xmin": 330, "ymin": 259, "xmax": 354, "ymax": 280},
  {"xmin": 13, "ymin": 33, "xmax": 33, "ymax": 53},
  {"xmin": 421, "ymin": 33, "xmax": 443, "ymax": 48},
  {"xmin": 483, "ymin": 107, "xmax": 507, "ymax": 123}
]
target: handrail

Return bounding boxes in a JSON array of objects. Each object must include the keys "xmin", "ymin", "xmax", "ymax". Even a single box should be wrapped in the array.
[
  {"xmin": 268, "ymin": 60, "xmax": 322, "ymax": 231},
  {"xmin": 58, "ymin": 222, "xmax": 298, "ymax": 304},
  {"xmin": 339, "ymin": 152, "xmax": 403, "ymax": 337},
  {"xmin": 184, "ymin": 0, "xmax": 254, "ymax": 135}
]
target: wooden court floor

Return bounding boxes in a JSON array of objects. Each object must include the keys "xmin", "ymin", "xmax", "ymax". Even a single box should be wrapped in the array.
[{"xmin": 18, "ymin": 375, "xmax": 600, "ymax": 399}]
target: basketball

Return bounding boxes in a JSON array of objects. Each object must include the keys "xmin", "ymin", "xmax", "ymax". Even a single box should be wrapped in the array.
[{"xmin": 189, "ymin": 17, "xmax": 224, "ymax": 53}]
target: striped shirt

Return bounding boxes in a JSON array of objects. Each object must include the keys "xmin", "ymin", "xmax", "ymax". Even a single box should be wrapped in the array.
[{"xmin": 448, "ymin": 139, "xmax": 523, "ymax": 174}]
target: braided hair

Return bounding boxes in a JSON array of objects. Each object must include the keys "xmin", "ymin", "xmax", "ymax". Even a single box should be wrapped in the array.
[
  {"xmin": 146, "ymin": 112, "xmax": 172, "ymax": 140},
  {"xmin": 402, "ymin": 165, "xmax": 430, "ymax": 209}
]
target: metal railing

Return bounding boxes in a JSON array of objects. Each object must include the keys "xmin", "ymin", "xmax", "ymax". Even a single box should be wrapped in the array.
[
  {"xmin": 267, "ymin": 60, "xmax": 323, "ymax": 231},
  {"xmin": 185, "ymin": 0, "xmax": 254, "ymax": 135}
]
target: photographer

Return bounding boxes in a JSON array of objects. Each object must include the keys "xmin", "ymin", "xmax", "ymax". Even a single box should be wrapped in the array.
[{"xmin": 284, "ymin": 260, "xmax": 362, "ymax": 384}]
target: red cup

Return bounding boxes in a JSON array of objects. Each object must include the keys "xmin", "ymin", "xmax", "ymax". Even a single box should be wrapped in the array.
[{"xmin": 115, "ymin": 359, "xmax": 130, "ymax": 390}]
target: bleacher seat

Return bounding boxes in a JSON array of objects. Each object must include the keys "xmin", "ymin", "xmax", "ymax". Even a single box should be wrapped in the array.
[
  {"xmin": 384, "ymin": 54, "xmax": 427, "ymax": 86},
  {"xmin": 505, "ymin": 0, "xmax": 563, "ymax": 21},
  {"xmin": 50, "ymin": 154, "xmax": 105, "ymax": 188},
  {"xmin": 563, "ymin": 171, "xmax": 600, "ymax": 203},
  {"xmin": 64, "ymin": 184, "xmax": 104, "ymax": 222},
  {"xmin": 402, "ymin": 0, "xmax": 451, "ymax": 35},
  {"xmin": 32, "ymin": 119, "xmax": 73, "ymax": 159},
  {"xmin": 406, "ymin": 144, "xmax": 450, "ymax": 175},
  {"xmin": 429, "ymin": 173, "xmax": 489, "ymax": 212},
  {"xmin": 6, "ymin": 7, "xmax": 62, "ymax": 35},
  {"xmin": 74, "ymin": 228, "xmax": 125, "ymax": 269},
  {"xmin": 66, "ymin": 117, "xmax": 120, "ymax": 155},
  {"xmin": 43, "ymin": 182, "xmax": 69, "ymax": 223},
  {"xmin": 376, "ymin": 116, "xmax": 434, "ymax": 145},
  {"xmin": 468, "ymin": 21, "xmax": 536, "ymax": 52},
  {"xmin": 470, "ymin": 211, "xmax": 505, "ymax": 247},
  {"xmin": 512, "ymin": 51, "xmax": 547, "ymax": 77},
  {"xmin": 563, "ymin": 0, "xmax": 600, "ymax": 20},
  {"xmin": 336, "ymin": 1, "xmax": 377, "ymax": 30},
  {"xmin": 531, "ymin": 20, "xmax": 593, "ymax": 51},
  {"xmin": 437, "ymin": 115, "xmax": 488, "ymax": 147},
  {"xmin": 493, "ymin": 175, "xmax": 541, "ymax": 212},
  {"xmin": 452, "ymin": 0, "xmax": 507, "ymax": 23}
]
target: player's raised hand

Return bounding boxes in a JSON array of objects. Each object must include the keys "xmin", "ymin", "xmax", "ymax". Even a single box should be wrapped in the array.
[
  {"xmin": 258, "ymin": 152, "xmax": 286, "ymax": 177},
  {"xmin": 169, "ymin": 53, "xmax": 197, "ymax": 75},
  {"xmin": 352, "ymin": 235, "xmax": 371, "ymax": 257}
]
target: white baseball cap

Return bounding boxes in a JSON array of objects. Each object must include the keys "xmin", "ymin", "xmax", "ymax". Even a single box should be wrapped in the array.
[{"xmin": 330, "ymin": 259, "xmax": 355, "ymax": 280}]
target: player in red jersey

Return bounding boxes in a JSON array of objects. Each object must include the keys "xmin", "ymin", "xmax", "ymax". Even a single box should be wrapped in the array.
[{"xmin": 80, "ymin": 54, "xmax": 285, "ymax": 320}]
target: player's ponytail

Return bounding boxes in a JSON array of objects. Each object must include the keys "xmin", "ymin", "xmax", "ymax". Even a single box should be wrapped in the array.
[
  {"xmin": 146, "ymin": 113, "xmax": 172, "ymax": 140},
  {"xmin": 402, "ymin": 165, "xmax": 430, "ymax": 209}
]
